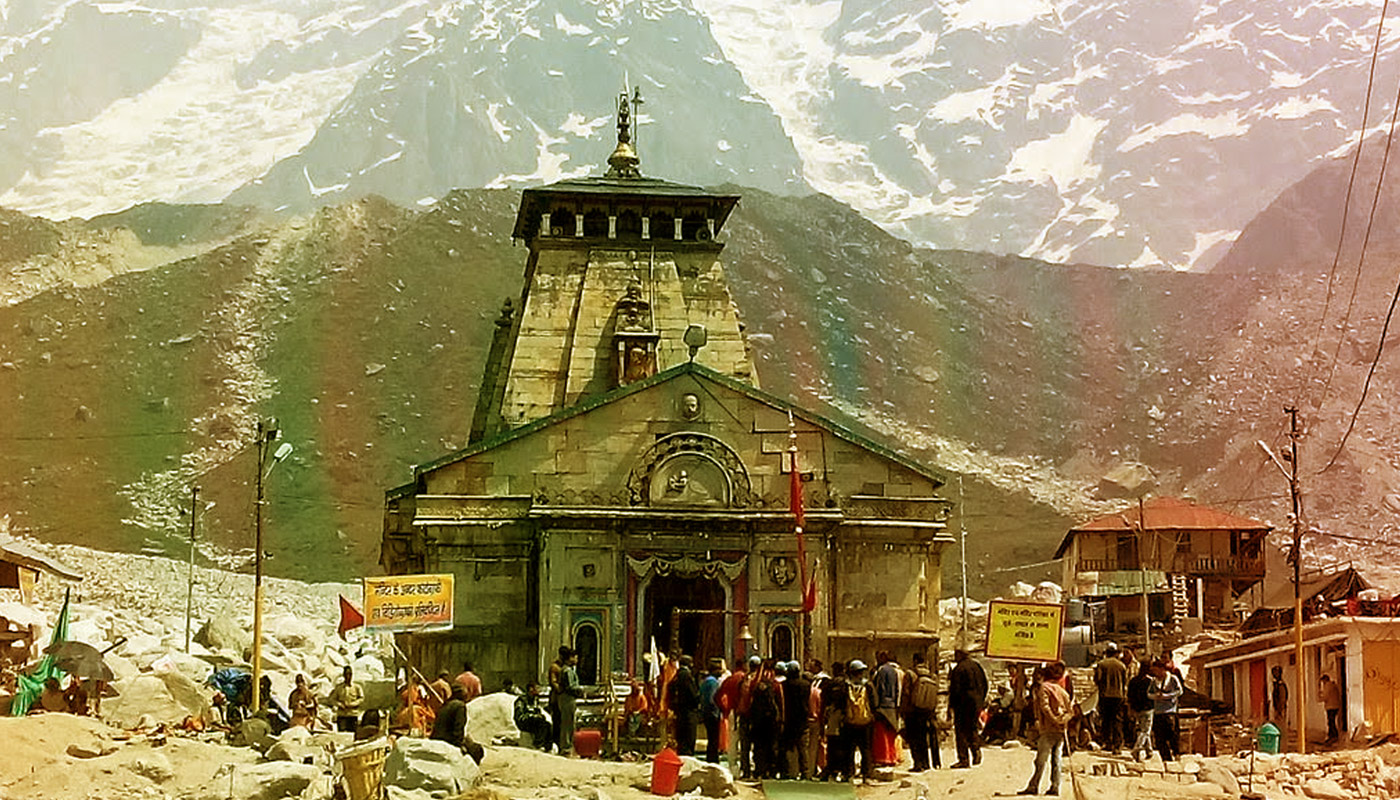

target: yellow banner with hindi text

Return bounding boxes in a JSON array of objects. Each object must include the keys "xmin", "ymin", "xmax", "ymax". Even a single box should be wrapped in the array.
[
  {"xmin": 985, "ymin": 600, "xmax": 1064, "ymax": 662},
  {"xmin": 363, "ymin": 574, "xmax": 454, "ymax": 633}
]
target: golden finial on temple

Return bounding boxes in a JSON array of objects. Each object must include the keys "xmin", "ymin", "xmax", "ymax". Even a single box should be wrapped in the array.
[{"xmin": 606, "ymin": 86, "xmax": 642, "ymax": 179}]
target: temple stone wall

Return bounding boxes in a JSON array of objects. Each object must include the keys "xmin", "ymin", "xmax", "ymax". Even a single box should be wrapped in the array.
[{"xmin": 500, "ymin": 246, "xmax": 755, "ymax": 428}]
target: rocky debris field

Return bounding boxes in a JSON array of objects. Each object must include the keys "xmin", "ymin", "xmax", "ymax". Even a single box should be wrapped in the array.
[{"xmin": 0, "ymin": 540, "xmax": 756, "ymax": 800}]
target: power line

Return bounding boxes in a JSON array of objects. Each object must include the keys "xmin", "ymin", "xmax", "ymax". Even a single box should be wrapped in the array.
[
  {"xmin": 1324, "ymin": 261, "xmax": 1400, "ymax": 470},
  {"xmin": 1322, "ymin": 33, "xmax": 1400, "ymax": 468},
  {"xmin": 1309, "ymin": 529, "xmax": 1400, "ymax": 548},
  {"xmin": 1309, "ymin": 0, "xmax": 1392, "ymax": 404},
  {"xmin": 1318, "ymin": 98, "xmax": 1400, "ymax": 414},
  {"xmin": 0, "ymin": 430, "xmax": 190, "ymax": 441}
]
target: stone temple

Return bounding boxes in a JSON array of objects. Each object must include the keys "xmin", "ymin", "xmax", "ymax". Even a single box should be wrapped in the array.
[{"xmin": 380, "ymin": 92, "xmax": 953, "ymax": 687}]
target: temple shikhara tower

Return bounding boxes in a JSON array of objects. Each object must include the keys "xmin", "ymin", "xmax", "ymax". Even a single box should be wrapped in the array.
[{"xmin": 381, "ymin": 91, "xmax": 954, "ymax": 686}]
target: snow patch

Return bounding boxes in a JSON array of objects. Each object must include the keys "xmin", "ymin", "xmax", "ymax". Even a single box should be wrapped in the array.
[
  {"xmin": 1117, "ymin": 111, "xmax": 1250, "ymax": 152},
  {"xmin": 943, "ymin": 0, "xmax": 1054, "ymax": 31},
  {"xmin": 486, "ymin": 102, "xmax": 512, "ymax": 142},
  {"xmin": 928, "ymin": 66, "xmax": 1024, "ymax": 125},
  {"xmin": 0, "ymin": 7, "xmax": 372, "ymax": 218},
  {"xmin": 560, "ymin": 112, "xmax": 609, "ymax": 138},
  {"xmin": 483, "ymin": 124, "xmax": 593, "ymax": 189},
  {"xmin": 1186, "ymin": 229, "xmax": 1238, "ymax": 266},
  {"xmin": 554, "ymin": 12, "xmax": 591, "ymax": 36},
  {"xmin": 1003, "ymin": 114, "xmax": 1106, "ymax": 191},
  {"xmin": 303, "ymin": 166, "xmax": 349, "ymax": 198},
  {"xmin": 1266, "ymin": 95, "xmax": 1335, "ymax": 120}
]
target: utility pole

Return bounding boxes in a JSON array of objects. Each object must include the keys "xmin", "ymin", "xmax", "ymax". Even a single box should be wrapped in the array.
[
  {"xmin": 185, "ymin": 485, "xmax": 198, "ymax": 653},
  {"xmin": 958, "ymin": 475, "xmax": 968, "ymax": 647},
  {"xmin": 1286, "ymin": 406, "xmax": 1306, "ymax": 754},
  {"xmin": 251, "ymin": 420, "xmax": 291, "ymax": 713},
  {"xmin": 1138, "ymin": 496, "xmax": 1151, "ymax": 659},
  {"xmin": 251, "ymin": 422, "xmax": 271, "ymax": 713}
]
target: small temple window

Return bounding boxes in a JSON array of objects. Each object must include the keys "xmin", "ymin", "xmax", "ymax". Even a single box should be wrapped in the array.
[
  {"xmin": 574, "ymin": 622, "xmax": 601, "ymax": 686},
  {"xmin": 769, "ymin": 623, "xmax": 794, "ymax": 662},
  {"xmin": 584, "ymin": 210, "xmax": 608, "ymax": 237}
]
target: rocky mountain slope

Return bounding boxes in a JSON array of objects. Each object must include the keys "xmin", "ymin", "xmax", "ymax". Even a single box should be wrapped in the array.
[
  {"xmin": 3, "ymin": 0, "xmax": 1397, "ymax": 270},
  {"xmin": 4, "ymin": 183, "xmax": 1398, "ymax": 594}
]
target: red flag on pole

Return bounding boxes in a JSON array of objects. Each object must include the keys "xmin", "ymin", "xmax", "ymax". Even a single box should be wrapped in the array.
[
  {"xmin": 789, "ymin": 417, "xmax": 818, "ymax": 614},
  {"xmin": 337, "ymin": 594, "xmax": 365, "ymax": 639}
]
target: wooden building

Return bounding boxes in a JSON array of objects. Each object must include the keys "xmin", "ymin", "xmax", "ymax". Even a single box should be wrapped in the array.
[{"xmin": 1054, "ymin": 496, "xmax": 1270, "ymax": 631}]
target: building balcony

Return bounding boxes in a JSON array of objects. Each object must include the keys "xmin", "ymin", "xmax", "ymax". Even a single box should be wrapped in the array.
[{"xmin": 1075, "ymin": 556, "xmax": 1264, "ymax": 577}]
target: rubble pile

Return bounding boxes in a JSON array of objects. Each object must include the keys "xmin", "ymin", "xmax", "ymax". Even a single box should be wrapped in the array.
[{"xmin": 1083, "ymin": 748, "xmax": 1400, "ymax": 799}]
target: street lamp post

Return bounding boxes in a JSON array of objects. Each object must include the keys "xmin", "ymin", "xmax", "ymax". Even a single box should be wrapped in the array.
[
  {"xmin": 250, "ymin": 420, "xmax": 292, "ymax": 713},
  {"xmin": 1257, "ymin": 407, "xmax": 1306, "ymax": 754}
]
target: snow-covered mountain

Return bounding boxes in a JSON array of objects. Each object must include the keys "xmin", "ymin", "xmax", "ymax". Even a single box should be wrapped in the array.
[
  {"xmin": 229, "ymin": 0, "xmax": 805, "ymax": 210},
  {"xmin": 696, "ymin": 0, "xmax": 1400, "ymax": 270},
  {"xmin": 1, "ymin": 0, "xmax": 1396, "ymax": 268}
]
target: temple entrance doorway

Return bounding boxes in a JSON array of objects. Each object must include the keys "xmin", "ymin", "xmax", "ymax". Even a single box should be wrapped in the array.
[{"xmin": 644, "ymin": 574, "xmax": 726, "ymax": 664}]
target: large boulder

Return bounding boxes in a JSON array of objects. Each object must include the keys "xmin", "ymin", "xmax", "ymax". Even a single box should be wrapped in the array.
[
  {"xmin": 1094, "ymin": 462, "xmax": 1156, "ymax": 500},
  {"xmin": 352, "ymin": 653, "xmax": 389, "ymax": 680},
  {"xmin": 1303, "ymin": 778, "xmax": 1349, "ymax": 800},
  {"xmin": 266, "ymin": 726, "xmax": 322, "ymax": 767},
  {"xmin": 194, "ymin": 615, "xmax": 250, "ymax": 657},
  {"xmin": 384, "ymin": 737, "xmax": 480, "ymax": 795},
  {"xmin": 198, "ymin": 761, "xmax": 321, "ymax": 800},
  {"xmin": 104, "ymin": 674, "xmax": 189, "ymax": 728},
  {"xmin": 151, "ymin": 660, "xmax": 214, "ymax": 723},
  {"xmin": 265, "ymin": 614, "xmax": 325, "ymax": 653},
  {"xmin": 677, "ymin": 756, "xmax": 735, "ymax": 797},
  {"xmin": 466, "ymin": 692, "xmax": 519, "ymax": 744},
  {"xmin": 1197, "ymin": 759, "xmax": 1239, "ymax": 796}
]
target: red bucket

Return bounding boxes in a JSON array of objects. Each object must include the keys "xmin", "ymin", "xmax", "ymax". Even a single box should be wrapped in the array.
[
  {"xmin": 650, "ymin": 747, "xmax": 683, "ymax": 796},
  {"xmin": 574, "ymin": 728, "xmax": 603, "ymax": 758}
]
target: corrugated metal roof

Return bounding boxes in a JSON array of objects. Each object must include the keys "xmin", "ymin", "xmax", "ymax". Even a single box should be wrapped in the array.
[
  {"xmin": 0, "ymin": 539, "xmax": 82, "ymax": 582},
  {"xmin": 1074, "ymin": 497, "xmax": 1271, "ymax": 533},
  {"xmin": 1054, "ymin": 496, "xmax": 1271, "ymax": 558}
]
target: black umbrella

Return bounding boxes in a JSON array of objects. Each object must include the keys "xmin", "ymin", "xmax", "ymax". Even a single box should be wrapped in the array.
[{"xmin": 43, "ymin": 640, "xmax": 115, "ymax": 682}]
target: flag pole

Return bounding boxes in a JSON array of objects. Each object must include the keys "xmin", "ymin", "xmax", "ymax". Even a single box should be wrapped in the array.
[{"xmin": 789, "ymin": 412, "xmax": 814, "ymax": 662}]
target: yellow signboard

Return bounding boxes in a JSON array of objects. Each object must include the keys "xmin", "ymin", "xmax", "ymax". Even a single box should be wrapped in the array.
[
  {"xmin": 985, "ymin": 600, "xmax": 1064, "ymax": 662},
  {"xmin": 363, "ymin": 574, "xmax": 454, "ymax": 633}
]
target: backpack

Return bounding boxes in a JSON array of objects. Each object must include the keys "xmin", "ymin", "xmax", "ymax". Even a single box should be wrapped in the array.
[
  {"xmin": 846, "ymin": 683, "xmax": 873, "ymax": 726},
  {"xmin": 912, "ymin": 672, "xmax": 939, "ymax": 711}
]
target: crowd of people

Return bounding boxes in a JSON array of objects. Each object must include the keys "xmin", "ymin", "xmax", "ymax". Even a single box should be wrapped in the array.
[{"xmin": 632, "ymin": 648, "xmax": 974, "ymax": 783}]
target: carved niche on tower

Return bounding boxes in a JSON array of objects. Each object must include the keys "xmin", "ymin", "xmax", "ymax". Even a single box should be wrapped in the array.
[{"xmin": 614, "ymin": 280, "xmax": 659, "ymax": 386}]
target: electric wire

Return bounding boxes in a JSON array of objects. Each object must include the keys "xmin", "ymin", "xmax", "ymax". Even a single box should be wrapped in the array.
[
  {"xmin": 1322, "ymin": 42, "xmax": 1400, "ymax": 470},
  {"xmin": 1316, "ymin": 72, "xmax": 1400, "ymax": 425},
  {"xmin": 1310, "ymin": 0, "xmax": 1391, "ymax": 405}
]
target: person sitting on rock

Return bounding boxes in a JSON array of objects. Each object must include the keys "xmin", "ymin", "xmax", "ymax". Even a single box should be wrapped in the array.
[
  {"xmin": 258, "ymin": 675, "xmax": 291, "ymax": 734},
  {"xmin": 394, "ymin": 673, "xmax": 433, "ymax": 736},
  {"xmin": 431, "ymin": 684, "xmax": 486, "ymax": 764},
  {"xmin": 37, "ymin": 677, "xmax": 67, "ymax": 713},
  {"xmin": 514, "ymin": 681, "xmax": 553, "ymax": 750},
  {"xmin": 355, "ymin": 708, "xmax": 382, "ymax": 741},
  {"xmin": 64, "ymin": 676, "xmax": 89, "ymax": 716},
  {"xmin": 288, "ymin": 673, "xmax": 318, "ymax": 729},
  {"xmin": 431, "ymin": 683, "xmax": 469, "ymax": 748}
]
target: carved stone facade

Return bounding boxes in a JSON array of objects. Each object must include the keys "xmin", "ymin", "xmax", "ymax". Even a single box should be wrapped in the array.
[{"xmin": 382, "ymin": 103, "xmax": 953, "ymax": 688}]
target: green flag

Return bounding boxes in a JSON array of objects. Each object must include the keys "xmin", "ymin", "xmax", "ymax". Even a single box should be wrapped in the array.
[{"xmin": 11, "ymin": 587, "xmax": 70, "ymax": 716}]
